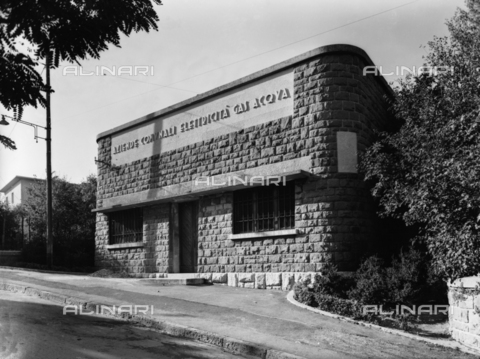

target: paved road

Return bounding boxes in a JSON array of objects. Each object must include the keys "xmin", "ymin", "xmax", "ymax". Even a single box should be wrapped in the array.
[
  {"xmin": 1, "ymin": 269, "xmax": 479, "ymax": 359},
  {"xmin": 0, "ymin": 291, "xmax": 252, "ymax": 359}
]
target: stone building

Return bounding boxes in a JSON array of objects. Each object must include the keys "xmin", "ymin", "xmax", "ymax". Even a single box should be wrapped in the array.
[{"xmin": 94, "ymin": 44, "xmax": 393, "ymax": 288}]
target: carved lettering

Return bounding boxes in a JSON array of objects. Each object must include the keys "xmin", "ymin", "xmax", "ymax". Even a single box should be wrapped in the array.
[
  {"xmin": 221, "ymin": 107, "xmax": 230, "ymax": 119},
  {"xmin": 234, "ymin": 102, "xmax": 250, "ymax": 114},
  {"xmin": 276, "ymin": 89, "xmax": 283, "ymax": 100},
  {"xmin": 113, "ymin": 85, "xmax": 290, "ymax": 158}
]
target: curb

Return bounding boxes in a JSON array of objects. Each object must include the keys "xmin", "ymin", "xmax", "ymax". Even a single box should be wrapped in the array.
[
  {"xmin": 0, "ymin": 280, "xmax": 306, "ymax": 359},
  {"xmin": 0, "ymin": 265, "xmax": 90, "ymax": 276},
  {"xmin": 286, "ymin": 291, "xmax": 479, "ymax": 357}
]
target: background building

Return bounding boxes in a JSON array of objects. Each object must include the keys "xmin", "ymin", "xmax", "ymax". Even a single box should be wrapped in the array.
[
  {"xmin": 0, "ymin": 176, "xmax": 45, "ymax": 247},
  {"xmin": 0, "ymin": 176, "xmax": 44, "ymax": 207}
]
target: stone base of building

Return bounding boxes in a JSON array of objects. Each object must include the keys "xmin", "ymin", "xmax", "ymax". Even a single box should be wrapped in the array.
[
  {"xmin": 448, "ymin": 276, "xmax": 480, "ymax": 352},
  {"xmin": 131, "ymin": 271, "xmax": 322, "ymax": 291}
]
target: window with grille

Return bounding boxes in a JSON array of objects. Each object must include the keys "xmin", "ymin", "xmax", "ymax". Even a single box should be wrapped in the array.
[
  {"xmin": 109, "ymin": 208, "xmax": 143, "ymax": 244},
  {"xmin": 233, "ymin": 182, "xmax": 295, "ymax": 234}
]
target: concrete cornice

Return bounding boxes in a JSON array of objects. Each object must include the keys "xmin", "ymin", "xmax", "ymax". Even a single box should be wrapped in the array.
[{"xmin": 96, "ymin": 44, "xmax": 394, "ymax": 142}]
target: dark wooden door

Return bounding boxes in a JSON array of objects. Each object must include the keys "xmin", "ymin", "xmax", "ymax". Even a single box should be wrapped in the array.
[{"xmin": 178, "ymin": 201, "xmax": 198, "ymax": 273}]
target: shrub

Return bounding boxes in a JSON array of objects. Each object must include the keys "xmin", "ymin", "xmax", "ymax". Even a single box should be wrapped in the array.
[
  {"xmin": 19, "ymin": 175, "xmax": 96, "ymax": 269},
  {"xmin": 313, "ymin": 293, "xmax": 364, "ymax": 319},
  {"xmin": 293, "ymin": 250, "xmax": 447, "ymax": 331},
  {"xmin": 385, "ymin": 249, "xmax": 427, "ymax": 305},
  {"xmin": 0, "ymin": 202, "xmax": 23, "ymax": 250},
  {"xmin": 426, "ymin": 264, "xmax": 448, "ymax": 304},
  {"xmin": 312, "ymin": 261, "xmax": 355, "ymax": 299},
  {"xmin": 21, "ymin": 237, "xmax": 47, "ymax": 264},
  {"xmin": 293, "ymin": 275, "xmax": 364, "ymax": 320},
  {"xmin": 347, "ymin": 256, "xmax": 388, "ymax": 305},
  {"xmin": 293, "ymin": 280, "xmax": 316, "ymax": 307},
  {"xmin": 348, "ymin": 249, "xmax": 447, "ymax": 306}
]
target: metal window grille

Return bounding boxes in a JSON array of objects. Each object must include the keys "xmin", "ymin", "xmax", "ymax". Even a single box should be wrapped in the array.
[
  {"xmin": 109, "ymin": 208, "xmax": 143, "ymax": 244},
  {"xmin": 233, "ymin": 182, "xmax": 295, "ymax": 234}
]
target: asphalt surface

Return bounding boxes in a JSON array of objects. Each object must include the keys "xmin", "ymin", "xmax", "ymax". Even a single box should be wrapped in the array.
[
  {"xmin": 0, "ymin": 268, "xmax": 478, "ymax": 359},
  {"xmin": 0, "ymin": 290, "xmax": 253, "ymax": 359}
]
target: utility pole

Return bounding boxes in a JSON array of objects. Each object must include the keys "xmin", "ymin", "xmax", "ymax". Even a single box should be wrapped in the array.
[
  {"xmin": 2, "ymin": 203, "xmax": 6, "ymax": 249},
  {"xmin": 46, "ymin": 50, "xmax": 53, "ymax": 269}
]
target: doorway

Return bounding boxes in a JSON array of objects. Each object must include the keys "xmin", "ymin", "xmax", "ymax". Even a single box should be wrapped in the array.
[{"xmin": 178, "ymin": 201, "xmax": 198, "ymax": 273}]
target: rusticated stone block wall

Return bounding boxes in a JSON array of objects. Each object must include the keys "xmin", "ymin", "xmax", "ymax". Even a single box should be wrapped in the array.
[
  {"xmin": 95, "ymin": 204, "xmax": 170, "ymax": 274},
  {"xmin": 95, "ymin": 49, "xmax": 392, "ymax": 274},
  {"xmin": 449, "ymin": 277, "xmax": 480, "ymax": 352}
]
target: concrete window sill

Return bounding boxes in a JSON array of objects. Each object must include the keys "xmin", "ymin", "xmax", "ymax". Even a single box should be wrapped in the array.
[
  {"xmin": 228, "ymin": 229, "xmax": 297, "ymax": 240},
  {"xmin": 106, "ymin": 242, "xmax": 144, "ymax": 250}
]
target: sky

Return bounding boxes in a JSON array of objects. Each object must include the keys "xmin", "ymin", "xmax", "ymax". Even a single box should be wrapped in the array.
[{"xmin": 0, "ymin": 0, "xmax": 466, "ymax": 190}]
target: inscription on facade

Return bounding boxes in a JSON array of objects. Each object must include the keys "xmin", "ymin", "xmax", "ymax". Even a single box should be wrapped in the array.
[
  {"xmin": 111, "ymin": 70, "xmax": 293, "ymax": 165},
  {"xmin": 113, "ymin": 127, "xmax": 177, "ymax": 155}
]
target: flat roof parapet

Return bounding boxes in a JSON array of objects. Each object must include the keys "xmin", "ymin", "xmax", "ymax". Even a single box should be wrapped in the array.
[{"xmin": 96, "ymin": 44, "xmax": 393, "ymax": 141}]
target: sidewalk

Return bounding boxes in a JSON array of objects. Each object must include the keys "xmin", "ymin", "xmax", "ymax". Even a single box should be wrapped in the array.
[{"xmin": 0, "ymin": 268, "xmax": 476, "ymax": 359}]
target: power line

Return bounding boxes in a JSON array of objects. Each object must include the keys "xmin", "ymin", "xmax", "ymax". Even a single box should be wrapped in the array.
[
  {"xmin": 8, "ymin": 121, "xmax": 18, "ymax": 137},
  {"xmin": 61, "ymin": 0, "xmax": 420, "ymax": 120},
  {"xmin": 98, "ymin": 73, "xmax": 198, "ymax": 94},
  {"xmin": 163, "ymin": 0, "xmax": 421, "ymax": 88}
]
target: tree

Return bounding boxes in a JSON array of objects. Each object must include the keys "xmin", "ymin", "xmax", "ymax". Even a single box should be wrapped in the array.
[
  {"xmin": 21, "ymin": 176, "xmax": 97, "ymax": 268},
  {"xmin": 1, "ymin": 0, "xmax": 162, "ymax": 267},
  {"xmin": 1, "ymin": 0, "xmax": 162, "ymax": 69},
  {"xmin": 0, "ymin": 31, "xmax": 47, "ymax": 149},
  {"xmin": 361, "ymin": 0, "xmax": 480, "ymax": 280},
  {"xmin": 0, "ymin": 201, "xmax": 22, "ymax": 250}
]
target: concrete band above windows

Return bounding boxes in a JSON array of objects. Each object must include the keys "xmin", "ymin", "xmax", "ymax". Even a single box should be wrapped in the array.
[{"xmin": 94, "ymin": 157, "xmax": 312, "ymax": 213}]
